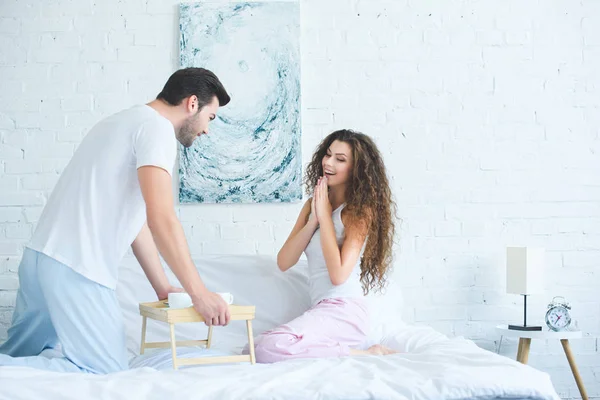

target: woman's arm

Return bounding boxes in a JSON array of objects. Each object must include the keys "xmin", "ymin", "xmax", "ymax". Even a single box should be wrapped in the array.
[
  {"xmin": 315, "ymin": 177, "xmax": 368, "ymax": 286},
  {"xmin": 319, "ymin": 213, "xmax": 367, "ymax": 285},
  {"xmin": 277, "ymin": 198, "xmax": 319, "ymax": 271}
]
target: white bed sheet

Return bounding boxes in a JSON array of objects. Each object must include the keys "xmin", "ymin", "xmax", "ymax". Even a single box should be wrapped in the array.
[
  {"xmin": 0, "ymin": 324, "xmax": 560, "ymax": 400},
  {"xmin": 0, "ymin": 255, "xmax": 561, "ymax": 400}
]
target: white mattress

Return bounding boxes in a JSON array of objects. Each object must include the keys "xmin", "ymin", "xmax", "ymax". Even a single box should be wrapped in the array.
[
  {"xmin": 0, "ymin": 325, "xmax": 560, "ymax": 400},
  {"xmin": 0, "ymin": 255, "xmax": 561, "ymax": 400}
]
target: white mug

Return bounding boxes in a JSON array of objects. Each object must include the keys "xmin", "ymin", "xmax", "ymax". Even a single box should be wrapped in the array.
[
  {"xmin": 218, "ymin": 292, "xmax": 234, "ymax": 304},
  {"xmin": 168, "ymin": 292, "xmax": 193, "ymax": 309}
]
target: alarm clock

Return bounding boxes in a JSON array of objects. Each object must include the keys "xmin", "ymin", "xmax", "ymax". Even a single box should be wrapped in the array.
[{"xmin": 545, "ymin": 296, "xmax": 572, "ymax": 332}]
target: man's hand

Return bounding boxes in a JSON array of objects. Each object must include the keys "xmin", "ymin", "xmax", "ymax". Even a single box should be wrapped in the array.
[
  {"xmin": 192, "ymin": 291, "xmax": 231, "ymax": 327},
  {"xmin": 156, "ymin": 285, "xmax": 185, "ymax": 301}
]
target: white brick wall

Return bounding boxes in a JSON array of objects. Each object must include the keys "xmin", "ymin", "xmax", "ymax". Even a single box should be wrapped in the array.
[{"xmin": 1, "ymin": 0, "xmax": 599, "ymax": 398}]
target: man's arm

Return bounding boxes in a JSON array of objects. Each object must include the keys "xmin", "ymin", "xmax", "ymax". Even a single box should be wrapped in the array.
[
  {"xmin": 137, "ymin": 165, "xmax": 230, "ymax": 326},
  {"xmin": 131, "ymin": 222, "xmax": 182, "ymax": 300}
]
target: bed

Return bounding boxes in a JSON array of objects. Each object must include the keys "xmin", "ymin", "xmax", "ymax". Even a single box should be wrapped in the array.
[{"xmin": 0, "ymin": 255, "xmax": 561, "ymax": 400}]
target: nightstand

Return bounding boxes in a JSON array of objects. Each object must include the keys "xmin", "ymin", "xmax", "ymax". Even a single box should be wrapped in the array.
[{"xmin": 496, "ymin": 324, "xmax": 588, "ymax": 400}]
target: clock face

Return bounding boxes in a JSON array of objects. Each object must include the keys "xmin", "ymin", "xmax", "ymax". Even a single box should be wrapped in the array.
[{"xmin": 547, "ymin": 307, "xmax": 570, "ymax": 330}]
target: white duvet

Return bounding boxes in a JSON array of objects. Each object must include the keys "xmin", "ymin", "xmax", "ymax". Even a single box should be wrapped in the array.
[{"xmin": 0, "ymin": 255, "xmax": 560, "ymax": 400}]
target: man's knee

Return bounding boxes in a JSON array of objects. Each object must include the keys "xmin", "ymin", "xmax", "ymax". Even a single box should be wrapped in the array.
[{"xmin": 80, "ymin": 357, "xmax": 128, "ymax": 374}]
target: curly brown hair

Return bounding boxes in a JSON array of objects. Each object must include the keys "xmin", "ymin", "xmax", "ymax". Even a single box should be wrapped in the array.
[{"xmin": 304, "ymin": 129, "xmax": 397, "ymax": 295}]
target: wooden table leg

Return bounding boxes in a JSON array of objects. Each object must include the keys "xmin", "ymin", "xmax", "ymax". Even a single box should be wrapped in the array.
[
  {"xmin": 246, "ymin": 320, "xmax": 256, "ymax": 365},
  {"xmin": 140, "ymin": 316, "xmax": 147, "ymax": 355},
  {"xmin": 206, "ymin": 326, "xmax": 213, "ymax": 349},
  {"xmin": 561, "ymin": 339, "xmax": 588, "ymax": 400},
  {"xmin": 520, "ymin": 338, "xmax": 531, "ymax": 364},
  {"xmin": 516, "ymin": 338, "xmax": 524, "ymax": 362},
  {"xmin": 170, "ymin": 323, "xmax": 178, "ymax": 370}
]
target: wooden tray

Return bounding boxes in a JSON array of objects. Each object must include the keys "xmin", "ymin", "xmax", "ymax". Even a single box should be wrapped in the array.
[{"xmin": 138, "ymin": 299, "xmax": 256, "ymax": 369}]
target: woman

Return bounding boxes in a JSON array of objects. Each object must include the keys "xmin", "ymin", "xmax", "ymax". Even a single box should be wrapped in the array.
[{"xmin": 248, "ymin": 129, "xmax": 398, "ymax": 363}]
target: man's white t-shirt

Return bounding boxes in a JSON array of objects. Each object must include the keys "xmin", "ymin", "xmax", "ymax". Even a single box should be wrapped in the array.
[{"xmin": 28, "ymin": 105, "xmax": 177, "ymax": 289}]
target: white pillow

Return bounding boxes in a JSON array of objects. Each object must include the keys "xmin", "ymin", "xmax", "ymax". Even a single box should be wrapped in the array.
[
  {"xmin": 116, "ymin": 255, "xmax": 312, "ymax": 358},
  {"xmin": 362, "ymin": 277, "xmax": 405, "ymax": 347},
  {"xmin": 116, "ymin": 255, "xmax": 405, "ymax": 358}
]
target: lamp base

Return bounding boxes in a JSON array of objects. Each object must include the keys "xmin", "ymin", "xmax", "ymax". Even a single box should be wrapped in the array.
[{"xmin": 508, "ymin": 324, "xmax": 542, "ymax": 331}]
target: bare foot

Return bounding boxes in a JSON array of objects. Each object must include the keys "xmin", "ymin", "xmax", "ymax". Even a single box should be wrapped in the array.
[
  {"xmin": 349, "ymin": 344, "xmax": 399, "ymax": 356},
  {"xmin": 366, "ymin": 344, "xmax": 398, "ymax": 355}
]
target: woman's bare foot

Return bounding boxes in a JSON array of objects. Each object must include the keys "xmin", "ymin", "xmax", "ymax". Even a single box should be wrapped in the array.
[
  {"xmin": 350, "ymin": 344, "xmax": 399, "ymax": 356},
  {"xmin": 366, "ymin": 344, "xmax": 398, "ymax": 355}
]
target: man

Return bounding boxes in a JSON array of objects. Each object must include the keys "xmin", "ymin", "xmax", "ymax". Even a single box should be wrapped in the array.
[{"xmin": 0, "ymin": 68, "xmax": 231, "ymax": 374}]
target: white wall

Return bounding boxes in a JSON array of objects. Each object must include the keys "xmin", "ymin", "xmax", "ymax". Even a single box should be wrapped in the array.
[{"xmin": 1, "ymin": 0, "xmax": 599, "ymax": 398}]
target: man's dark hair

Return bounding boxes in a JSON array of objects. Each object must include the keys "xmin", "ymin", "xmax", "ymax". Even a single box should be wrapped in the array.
[{"xmin": 156, "ymin": 67, "xmax": 231, "ymax": 109}]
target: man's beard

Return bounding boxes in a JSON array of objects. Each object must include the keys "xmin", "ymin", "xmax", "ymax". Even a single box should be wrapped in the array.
[{"xmin": 176, "ymin": 116, "xmax": 199, "ymax": 148}]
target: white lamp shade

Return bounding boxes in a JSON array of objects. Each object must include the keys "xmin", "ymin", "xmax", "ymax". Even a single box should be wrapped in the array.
[{"xmin": 506, "ymin": 247, "xmax": 545, "ymax": 295}]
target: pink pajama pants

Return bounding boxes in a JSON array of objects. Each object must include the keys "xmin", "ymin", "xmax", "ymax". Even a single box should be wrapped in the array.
[{"xmin": 245, "ymin": 297, "xmax": 369, "ymax": 364}]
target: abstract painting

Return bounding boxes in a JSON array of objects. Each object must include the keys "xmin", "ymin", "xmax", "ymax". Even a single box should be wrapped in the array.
[{"xmin": 179, "ymin": 2, "xmax": 301, "ymax": 203}]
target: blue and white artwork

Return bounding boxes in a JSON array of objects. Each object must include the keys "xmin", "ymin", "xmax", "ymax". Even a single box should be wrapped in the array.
[{"xmin": 179, "ymin": 2, "xmax": 301, "ymax": 203}]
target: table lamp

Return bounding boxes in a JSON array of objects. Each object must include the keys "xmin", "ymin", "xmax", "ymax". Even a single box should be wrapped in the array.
[{"xmin": 506, "ymin": 247, "xmax": 544, "ymax": 331}]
